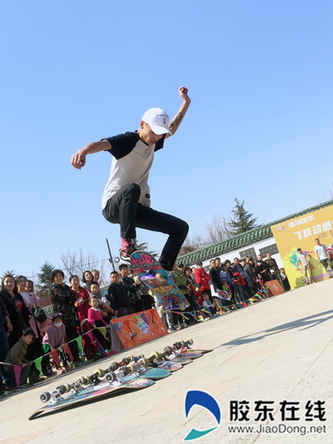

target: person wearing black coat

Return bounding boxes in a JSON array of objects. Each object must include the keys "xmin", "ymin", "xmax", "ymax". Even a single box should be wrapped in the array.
[
  {"xmin": 244, "ymin": 258, "xmax": 257, "ymax": 294},
  {"xmin": 1, "ymin": 274, "xmax": 29, "ymax": 347},
  {"xmin": 255, "ymin": 255, "xmax": 272, "ymax": 283},
  {"xmin": 209, "ymin": 259, "xmax": 223, "ymax": 291},
  {"xmin": 107, "ymin": 272, "xmax": 132, "ymax": 317},
  {"xmin": 119, "ymin": 264, "xmax": 139, "ymax": 313},
  {"xmin": 50, "ymin": 270, "xmax": 80, "ymax": 363}
]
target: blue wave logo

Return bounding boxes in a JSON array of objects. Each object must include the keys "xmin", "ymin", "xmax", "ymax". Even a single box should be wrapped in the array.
[{"xmin": 184, "ymin": 390, "xmax": 221, "ymax": 440}]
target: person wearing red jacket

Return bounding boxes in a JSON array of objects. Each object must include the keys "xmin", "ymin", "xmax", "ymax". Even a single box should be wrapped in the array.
[
  {"xmin": 232, "ymin": 272, "xmax": 248, "ymax": 307},
  {"xmin": 193, "ymin": 262, "xmax": 212, "ymax": 302},
  {"xmin": 70, "ymin": 275, "xmax": 90, "ymax": 323}
]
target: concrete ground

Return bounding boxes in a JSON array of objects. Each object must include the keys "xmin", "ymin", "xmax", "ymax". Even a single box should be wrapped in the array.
[{"xmin": 1, "ymin": 279, "xmax": 333, "ymax": 444}]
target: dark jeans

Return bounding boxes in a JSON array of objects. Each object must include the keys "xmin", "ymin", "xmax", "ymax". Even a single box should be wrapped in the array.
[
  {"xmin": 103, "ymin": 183, "xmax": 189, "ymax": 270},
  {"xmin": 233, "ymin": 285, "xmax": 247, "ymax": 304}
]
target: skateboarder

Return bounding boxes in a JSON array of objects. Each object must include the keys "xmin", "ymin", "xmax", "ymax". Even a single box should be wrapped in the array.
[{"xmin": 71, "ymin": 87, "xmax": 191, "ymax": 271}]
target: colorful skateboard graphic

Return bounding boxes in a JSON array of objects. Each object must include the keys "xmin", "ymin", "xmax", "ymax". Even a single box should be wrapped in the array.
[
  {"xmin": 29, "ymin": 339, "xmax": 209, "ymax": 420},
  {"xmin": 130, "ymin": 251, "xmax": 186, "ymax": 309},
  {"xmin": 29, "ymin": 378, "xmax": 154, "ymax": 420}
]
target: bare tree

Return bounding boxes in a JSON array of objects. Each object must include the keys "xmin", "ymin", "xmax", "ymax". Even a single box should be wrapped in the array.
[
  {"xmin": 60, "ymin": 250, "xmax": 108, "ymax": 286},
  {"xmin": 206, "ymin": 215, "xmax": 232, "ymax": 243},
  {"xmin": 179, "ymin": 235, "xmax": 208, "ymax": 256}
]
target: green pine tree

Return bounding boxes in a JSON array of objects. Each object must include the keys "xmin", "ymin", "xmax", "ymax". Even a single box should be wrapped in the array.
[
  {"xmin": 36, "ymin": 262, "xmax": 55, "ymax": 297},
  {"xmin": 229, "ymin": 198, "xmax": 257, "ymax": 235}
]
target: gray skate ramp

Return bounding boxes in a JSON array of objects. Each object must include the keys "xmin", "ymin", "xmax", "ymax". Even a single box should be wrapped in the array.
[{"xmin": 1, "ymin": 279, "xmax": 333, "ymax": 443}]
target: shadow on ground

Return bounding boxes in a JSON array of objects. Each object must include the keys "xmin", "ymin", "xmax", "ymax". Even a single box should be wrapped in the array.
[{"xmin": 216, "ymin": 309, "xmax": 333, "ymax": 348}]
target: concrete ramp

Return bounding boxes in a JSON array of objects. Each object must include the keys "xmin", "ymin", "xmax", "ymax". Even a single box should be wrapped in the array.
[{"xmin": 1, "ymin": 279, "xmax": 333, "ymax": 443}]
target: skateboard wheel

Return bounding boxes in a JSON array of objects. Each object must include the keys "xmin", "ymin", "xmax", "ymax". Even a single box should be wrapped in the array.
[
  {"xmin": 147, "ymin": 354, "xmax": 156, "ymax": 363},
  {"xmin": 137, "ymin": 358, "xmax": 146, "ymax": 367},
  {"xmin": 96, "ymin": 369, "xmax": 105, "ymax": 377},
  {"xmin": 105, "ymin": 372, "xmax": 116, "ymax": 383},
  {"xmin": 80, "ymin": 376, "xmax": 89, "ymax": 385},
  {"xmin": 40, "ymin": 392, "xmax": 51, "ymax": 403},
  {"xmin": 108, "ymin": 362, "xmax": 119, "ymax": 372},
  {"xmin": 127, "ymin": 362, "xmax": 135, "ymax": 373},
  {"xmin": 121, "ymin": 366, "xmax": 130, "ymax": 376},
  {"xmin": 89, "ymin": 373, "xmax": 101, "ymax": 384},
  {"xmin": 56, "ymin": 385, "xmax": 67, "ymax": 395}
]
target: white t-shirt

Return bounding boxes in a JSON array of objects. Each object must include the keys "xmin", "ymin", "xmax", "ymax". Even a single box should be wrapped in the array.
[
  {"xmin": 101, "ymin": 132, "xmax": 165, "ymax": 209},
  {"xmin": 314, "ymin": 244, "xmax": 328, "ymax": 260},
  {"xmin": 297, "ymin": 252, "xmax": 307, "ymax": 267}
]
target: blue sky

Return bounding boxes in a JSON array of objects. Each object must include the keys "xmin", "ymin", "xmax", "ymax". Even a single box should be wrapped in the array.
[{"xmin": 1, "ymin": 1, "xmax": 333, "ymax": 278}]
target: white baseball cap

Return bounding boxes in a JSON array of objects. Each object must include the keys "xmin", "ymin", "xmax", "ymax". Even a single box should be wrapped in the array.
[{"xmin": 141, "ymin": 107, "xmax": 171, "ymax": 135}]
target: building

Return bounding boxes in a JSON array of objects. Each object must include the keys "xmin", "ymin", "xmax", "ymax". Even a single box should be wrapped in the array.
[{"xmin": 176, "ymin": 200, "xmax": 333, "ymax": 268}]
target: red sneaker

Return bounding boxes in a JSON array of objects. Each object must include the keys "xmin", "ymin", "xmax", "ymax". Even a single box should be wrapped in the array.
[{"xmin": 120, "ymin": 238, "xmax": 147, "ymax": 261}]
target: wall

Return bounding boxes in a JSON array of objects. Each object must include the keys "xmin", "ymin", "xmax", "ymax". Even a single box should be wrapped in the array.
[{"xmin": 200, "ymin": 236, "xmax": 282, "ymax": 268}]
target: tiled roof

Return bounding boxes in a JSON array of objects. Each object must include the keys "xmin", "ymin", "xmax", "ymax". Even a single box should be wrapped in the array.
[{"xmin": 176, "ymin": 199, "xmax": 333, "ymax": 266}]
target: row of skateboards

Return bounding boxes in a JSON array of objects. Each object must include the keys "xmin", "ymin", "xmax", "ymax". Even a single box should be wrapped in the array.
[{"xmin": 29, "ymin": 339, "xmax": 212, "ymax": 420}]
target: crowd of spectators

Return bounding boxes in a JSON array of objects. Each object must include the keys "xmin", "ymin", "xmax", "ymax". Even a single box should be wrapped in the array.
[
  {"xmin": 0, "ymin": 253, "xmax": 289, "ymax": 395},
  {"xmin": 208, "ymin": 253, "xmax": 290, "ymax": 302},
  {"xmin": 0, "ymin": 266, "xmax": 153, "ymax": 394},
  {"xmin": 159, "ymin": 253, "xmax": 290, "ymax": 330}
]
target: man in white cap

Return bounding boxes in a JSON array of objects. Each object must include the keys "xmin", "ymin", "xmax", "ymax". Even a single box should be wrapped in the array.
[{"xmin": 71, "ymin": 87, "xmax": 191, "ymax": 270}]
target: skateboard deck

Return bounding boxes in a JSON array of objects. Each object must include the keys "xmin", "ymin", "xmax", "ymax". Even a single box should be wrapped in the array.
[
  {"xmin": 176, "ymin": 351, "xmax": 202, "ymax": 359},
  {"xmin": 156, "ymin": 360, "xmax": 183, "ymax": 371},
  {"xmin": 29, "ymin": 339, "xmax": 204, "ymax": 419},
  {"xmin": 181, "ymin": 348, "xmax": 213, "ymax": 355},
  {"xmin": 29, "ymin": 377, "xmax": 154, "ymax": 420},
  {"xmin": 130, "ymin": 251, "xmax": 186, "ymax": 309},
  {"xmin": 141, "ymin": 367, "xmax": 170, "ymax": 379}
]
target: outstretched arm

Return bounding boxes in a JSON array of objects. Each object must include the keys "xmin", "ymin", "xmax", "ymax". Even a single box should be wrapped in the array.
[
  {"xmin": 71, "ymin": 140, "xmax": 111, "ymax": 169},
  {"xmin": 166, "ymin": 86, "xmax": 191, "ymax": 138}
]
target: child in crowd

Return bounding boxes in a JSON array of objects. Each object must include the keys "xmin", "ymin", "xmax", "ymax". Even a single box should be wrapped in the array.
[
  {"xmin": 80, "ymin": 317, "xmax": 103, "ymax": 360},
  {"xmin": 21, "ymin": 280, "xmax": 52, "ymax": 376},
  {"xmin": 5, "ymin": 328, "xmax": 41, "ymax": 386},
  {"xmin": 21, "ymin": 280, "xmax": 39, "ymax": 312},
  {"xmin": 43, "ymin": 313, "xmax": 74, "ymax": 374},
  {"xmin": 89, "ymin": 281, "xmax": 103, "ymax": 300},
  {"xmin": 89, "ymin": 282, "xmax": 112, "ymax": 322},
  {"xmin": 87, "ymin": 297, "xmax": 111, "ymax": 351}
]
